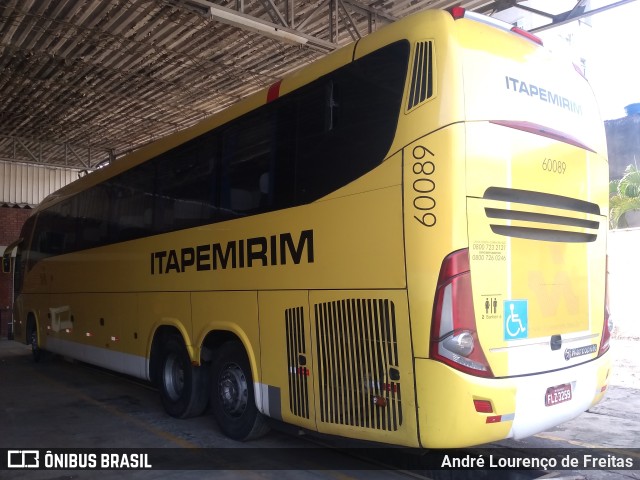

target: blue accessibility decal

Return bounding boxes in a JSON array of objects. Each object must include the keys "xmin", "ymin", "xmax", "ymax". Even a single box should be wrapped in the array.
[{"xmin": 504, "ymin": 300, "xmax": 528, "ymax": 340}]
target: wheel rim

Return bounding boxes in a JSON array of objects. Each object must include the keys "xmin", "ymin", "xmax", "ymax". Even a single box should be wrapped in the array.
[
  {"xmin": 218, "ymin": 362, "xmax": 248, "ymax": 418},
  {"xmin": 163, "ymin": 353, "xmax": 185, "ymax": 402}
]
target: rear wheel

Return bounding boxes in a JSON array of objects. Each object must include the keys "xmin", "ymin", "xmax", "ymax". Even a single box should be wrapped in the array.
[
  {"xmin": 159, "ymin": 335, "xmax": 209, "ymax": 418},
  {"xmin": 211, "ymin": 341, "xmax": 269, "ymax": 441}
]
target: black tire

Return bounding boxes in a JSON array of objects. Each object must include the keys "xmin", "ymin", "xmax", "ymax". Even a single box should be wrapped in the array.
[
  {"xmin": 159, "ymin": 335, "xmax": 209, "ymax": 419},
  {"xmin": 29, "ymin": 324, "xmax": 41, "ymax": 363},
  {"xmin": 211, "ymin": 341, "xmax": 269, "ymax": 441}
]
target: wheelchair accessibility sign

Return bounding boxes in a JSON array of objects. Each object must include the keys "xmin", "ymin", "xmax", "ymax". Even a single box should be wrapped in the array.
[{"xmin": 504, "ymin": 300, "xmax": 528, "ymax": 340}]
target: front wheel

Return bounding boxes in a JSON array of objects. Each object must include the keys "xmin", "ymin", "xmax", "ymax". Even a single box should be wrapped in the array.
[
  {"xmin": 159, "ymin": 335, "xmax": 209, "ymax": 419},
  {"xmin": 211, "ymin": 341, "xmax": 269, "ymax": 441},
  {"xmin": 29, "ymin": 324, "xmax": 41, "ymax": 363}
]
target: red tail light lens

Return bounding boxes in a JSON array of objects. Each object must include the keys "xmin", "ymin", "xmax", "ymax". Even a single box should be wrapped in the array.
[
  {"xmin": 449, "ymin": 7, "xmax": 543, "ymax": 47},
  {"xmin": 510, "ymin": 26, "xmax": 544, "ymax": 46},
  {"xmin": 450, "ymin": 7, "xmax": 466, "ymax": 19},
  {"xmin": 598, "ymin": 256, "xmax": 613, "ymax": 356},
  {"xmin": 430, "ymin": 249, "xmax": 493, "ymax": 378}
]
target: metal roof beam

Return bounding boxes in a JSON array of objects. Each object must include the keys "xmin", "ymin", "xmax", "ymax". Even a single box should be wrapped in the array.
[
  {"xmin": 341, "ymin": 0, "xmax": 397, "ymax": 22},
  {"xmin": 338, "ymin": 0, "xmax": 362, "ymax": 41},
  {"xmin": 0, "ymin": 134, "xmax": 113, "ymax": 170},
  {"xmin": 258, "ymin": 0, "xmax": 288, "ymax": 26}
]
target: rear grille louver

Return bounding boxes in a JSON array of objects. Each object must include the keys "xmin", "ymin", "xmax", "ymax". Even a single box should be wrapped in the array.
[
  {"xmin": 315, "ymin": 298, "xmax": 402, "ymax": 431},
  {"xmin": 483, "ymin": 187, "xmax": 600, "ymax": 243},
  {"xmin": 407, "ymin": 41, "xmax": 434, "ymax": 110},
  {"xmin": 286, "ymin": 306, "xmax": 310, "ymax": 419}
]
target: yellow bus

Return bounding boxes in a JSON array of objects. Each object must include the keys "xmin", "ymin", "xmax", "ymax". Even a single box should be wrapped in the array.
[{"xmin": 2, "ymin": 7, "xmax": 611, "ymax": 448}]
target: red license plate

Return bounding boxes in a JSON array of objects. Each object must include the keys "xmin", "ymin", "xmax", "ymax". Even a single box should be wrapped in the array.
[{"xmin": 545, "ymin": 383, "xmax": 572, "ymax": 406}]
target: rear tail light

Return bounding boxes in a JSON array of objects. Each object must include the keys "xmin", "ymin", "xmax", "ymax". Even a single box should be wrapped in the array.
[
  {"xmin": 430, "ymin": 249, "xmax": 493, "ymax": 377},
  {"xmin": 450, "ymin": 6, "xmax": 466, "ymax": 19},
  {"xmin": 449, "ymin": 7, "xmax": 543, "ymax": 46},
  {"xmin": 598, "ymin": 255, "xmax": 613, "ymax": 356}
]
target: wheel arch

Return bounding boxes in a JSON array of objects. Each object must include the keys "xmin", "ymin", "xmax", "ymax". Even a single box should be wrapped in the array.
[
  {"xmin": 148, "ymin": 324, "xmax": 186, "ymax": 386},
  {"xmin": 201, "ymin": 328, "xmax": 261, "ymax": 394},
  {"xmin": 208, "ymin": 334, "xmax": 269, "ymax": 440}
]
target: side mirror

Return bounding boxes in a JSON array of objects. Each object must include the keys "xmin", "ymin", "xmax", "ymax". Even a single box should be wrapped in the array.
[{"xmin": 2, "ymin": 255, "xmax": 10, "ymax": 273}]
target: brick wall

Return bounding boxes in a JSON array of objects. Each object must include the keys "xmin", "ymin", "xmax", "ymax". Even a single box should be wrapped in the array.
[{"xmin": 0, "ymin": 206, "xmax": 32, "ymax": 337}]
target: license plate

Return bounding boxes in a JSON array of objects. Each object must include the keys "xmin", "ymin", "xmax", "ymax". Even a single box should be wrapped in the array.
[{"xmin": 545, "ymin": 383, "xmax": 572, "ymax": 406}]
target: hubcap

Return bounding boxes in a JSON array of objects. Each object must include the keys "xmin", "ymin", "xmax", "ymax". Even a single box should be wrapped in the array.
[
  {"xmin": 218, "ymin": 363, "xmax": 248, "ymax": 418},
  {"xmin": 163, "ymin": 354, "xmax": 185, "ymax": 401}
]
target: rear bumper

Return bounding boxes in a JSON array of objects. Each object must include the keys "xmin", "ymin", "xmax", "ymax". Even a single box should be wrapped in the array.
[{"xmin": 414, "ymin": 352, "xmax": 611, "ymax": 448}]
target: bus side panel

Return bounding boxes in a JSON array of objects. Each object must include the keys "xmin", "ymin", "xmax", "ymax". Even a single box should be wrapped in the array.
[
  {"xmin": 14, "ymin": 293, "xmax": 48, "ymax": 345},
  {"xmin": 309, "ymin": 289, "xmax": 418, "ymax": 447},
  {"xmin": 116, "ymin": 293, "xmax": 144, "ymax": 376},
  {"xmin": 140, "ymin": 292, "xmax": 193, "ymax": 370},
  {"xmin": 257, "ymin": 290, "xmax": 316, "ymax": 430},
  {"xmin": 14, "ymin": 245, "xmax": 49, "ymax": 344},
  {"xmin": 191, "ymin": 290, "xmax": 260, "ymax": 383},
  {"xmin": 403, "ymin": 123, "xmax": 468, "ymax": 359},
  {"xmin": 44, "ymin": 292, "xmax": 144, "ymax": 378}
]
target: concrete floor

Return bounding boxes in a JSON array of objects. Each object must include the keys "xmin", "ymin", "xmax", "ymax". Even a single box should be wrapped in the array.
[{"xmin": 0, "ymin": 338, "xmax": 638, "ymax": 480}]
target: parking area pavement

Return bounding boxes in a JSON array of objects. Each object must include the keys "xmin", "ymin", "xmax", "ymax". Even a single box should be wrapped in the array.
[{"xmin": 0, "ymin": 338, "xmax": 638, "ymax": 480}]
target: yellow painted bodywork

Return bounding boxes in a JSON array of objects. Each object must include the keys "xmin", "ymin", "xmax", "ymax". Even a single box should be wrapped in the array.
[{"xmin": 11, "ymin": 8, "xmax": 609, "ymax": 449}]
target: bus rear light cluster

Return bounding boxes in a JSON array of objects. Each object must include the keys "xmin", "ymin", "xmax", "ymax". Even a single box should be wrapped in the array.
[
  {"xmin": 450, "ymin": 6, "xmax": 466, "ymax": 19},
  {"xmin": 430, "ymin": 249, "xmax": 494, "ymax": 378}
]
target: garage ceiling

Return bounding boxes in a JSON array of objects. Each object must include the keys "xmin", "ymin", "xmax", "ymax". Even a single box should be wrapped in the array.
[{"xmin": 0, "ymin": 0, "xmax": 603, "ymax": 171}]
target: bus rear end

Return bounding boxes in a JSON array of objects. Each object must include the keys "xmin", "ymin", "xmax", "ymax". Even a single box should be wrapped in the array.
[{"xmin": 408, "ymin": 9, "xmax": 611, "ymax": 448}]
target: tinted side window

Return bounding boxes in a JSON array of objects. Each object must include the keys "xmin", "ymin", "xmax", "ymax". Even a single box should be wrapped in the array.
[
  {"xmin": 29, "ymin": 41, "xmax": 409, "ymax": 258},
  {"xmin": 33, "ymin": 200, "xmax": 76, "ymax": 258},
  {"xmin": 154, "ymin": 137, "xmax": 217, "ymax": 233},
  {"xmin": 107, "ymin": 161, "xmax": 155, "ymax": 243},
  {"xmin": 20, "ymin": 215, "xmax": 37, "ymax": 274},
  {"xmin": 295, "ymin": 40, "xmax": 409, "ymax": 203},
  {"xmin": 220, "ymin": 110, "xmax": 273, "ymax": 218},
  {"xmin": 76, "ymin": 186, "xmax": 109, "ymax": 250}
]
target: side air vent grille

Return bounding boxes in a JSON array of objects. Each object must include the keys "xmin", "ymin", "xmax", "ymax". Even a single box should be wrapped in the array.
[
  {"xmin": 285, "ymin": 306, "xmax": 310, "ymax": 419},
  {"xmin": 483, "ymin": 187, "xmax": 600, "ymax": 243},
  {"xmin": 315, "ymin": 298, "xmax": 402, "ymax": 431},
  {"xmin": 407, "ymin": 41, "xmax": 434, "ymax": 110}
]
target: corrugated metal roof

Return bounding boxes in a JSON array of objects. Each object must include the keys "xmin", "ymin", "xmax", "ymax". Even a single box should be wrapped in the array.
[{"xmin": 0, "ymin": 0, "xmax": 499, "ymax": 173}]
